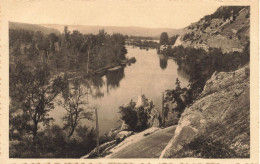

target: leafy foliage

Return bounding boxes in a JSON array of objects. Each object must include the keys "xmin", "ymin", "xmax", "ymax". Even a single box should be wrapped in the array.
[
  {"xmin": 10, "ymin": 124, "xmax": 96, "ymax": 158},
  {"xmin": 9, "ymin": 27, "xmax": 127, "ymax": 74},
  {"xmin": 168, "ymin": 35, "xmax": 179, "ymax": 45},
  {"xmin": 10, "ymin": 62, "xmax": 66, "ymax": 138},
  {"xmin": 127, "ymin": 39, "xmax": 159, "ymax": 49},
  {"xmin": 182, "ymin": 32, "xmax": 195, "ymax": 41},
  {"xmin": 118, "ymin": 102, "xmax": 138, "ymax": 131},
  {"xmin": 9, "ymin": 27, "xmax": 128, "ymax": 158},
  {"xmin": 119, "ymin": 100, "xmax": 151, "ymax": 132},
  {"xmin": 161, "ymin": 44, "xmax": 249, "ymax": 98},
  {"xmin": 173, "ymin": 134, "xmax": 238, "ymax": 158},
  {"xmin": 160, "ymin": 32, "xmax": 169, "ymax": 45},
  {"xmin": 57, "ymin": 78, "xmax": 93, "ymax": 137}
]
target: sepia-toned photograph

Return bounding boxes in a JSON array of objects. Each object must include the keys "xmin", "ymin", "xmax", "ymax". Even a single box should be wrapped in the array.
[{"xmin": 0, "ymin": 0, "xmax": 258, "ymax": 162}]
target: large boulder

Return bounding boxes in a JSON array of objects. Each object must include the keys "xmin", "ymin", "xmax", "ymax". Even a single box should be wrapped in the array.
[
  {"xmin": 82, "ymin": 140, "xmax": 118, "ymax": 158},
  {"xmin": 161, "ymin": 64, "xmax": 250, "ymax": 158},
  {"xmin": 107, "ymin": 128, "xmax": 120, "ymax": 139},
  {"xmin": 116, "ymin": 131, "xmax": 133, "ymax": 140},
  {"xmin": 147, "ymin": 108, "xmax": 161, "ymax": 127},
  {"xmin": 135, "ymin": 94, "xmax": 149, "ymax": 108},
  {"xmin": 120, "ymin": 121, "xmax": 131, "ymax": 131}
]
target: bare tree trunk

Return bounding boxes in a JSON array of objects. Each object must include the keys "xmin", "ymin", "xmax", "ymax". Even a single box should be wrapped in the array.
[
  {"xmin": 33, "ymin": 120, "xmax": 38, "ymax": 140},
  {"xmin": 87, "ymin": 48, "xmax": 90, "ymax": 75},
  {"xmin": 95, "ymin": 108, "xmax": 99, "ymax": 156},
  {"xmin": 162, "ymin": 92, "xmax": 165, "ymax": 127},
  {"xmin": 68, "ymin": 126, "xmax": 76, "ymax": 138}
]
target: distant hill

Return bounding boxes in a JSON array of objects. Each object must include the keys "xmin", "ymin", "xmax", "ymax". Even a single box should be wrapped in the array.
[
  {"xmin": 41, "ymin": 24, "xmax": 183, "ymax": 39},
  {"xmin": 9, "ymin": 22, "xmax": 183, "ymax": 39},
  {"xmin": 179, "ymin": 6, "xmax": 250, "ymax": 52},
  {"xmin": 9, "ymin": 22, "xmax": 60, "ymax": 35}
]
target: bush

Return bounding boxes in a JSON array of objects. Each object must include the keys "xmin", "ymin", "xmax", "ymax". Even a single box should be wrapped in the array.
[
  {"xmin": 9, "ymin": 125, "xmax": 96, "ymax": 158},
  {"xmin": 173, "ymin": 135, "xmax": 238, "ymax": 158},
  {"xmin": 119, "ymin": 100, "xmax": 151, "ymax": 132},
  {"xmin": 136, "ymin": 107, "xmax": 149, "ymax": 131},
  {"xmin": 183, "ymin": 32, "xmax": 194, "ymax": 41},
  {"xmin": 119, "ymin": 104, "xmax": 138, "ymax": 131}
]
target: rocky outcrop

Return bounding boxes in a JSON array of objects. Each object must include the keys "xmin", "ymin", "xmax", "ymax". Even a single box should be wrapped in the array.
[
  {"xmin": 163, "ymin": 88, "xmax": 191, "ymax": 126},
  {"xmin": 116, "ymin": 131, "xmax": 133, "ymax": 140},
  {"xmin": 160, "ymin": 64, "xmax": 250, "ymax": 158},
  {"xmin": 180, "ymin": 6, "xmax": 249, "ymax": 53},
  {"xmin": 81, "ymin": 140, "xmax": 118, "ymax": 158},
  {"xmin": 83, "ymin": 95, "xmax": 162, "ymax": 158},
  {"xmin": 136, "ymin": 95, "xmax": 161, "ymax": 127}
]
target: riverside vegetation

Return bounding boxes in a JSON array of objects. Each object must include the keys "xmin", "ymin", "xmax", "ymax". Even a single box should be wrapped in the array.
[
  {"xmin": 9, "ymin": 27, "xmax": 129, "ymax": 158},
  {"xmin": 85, "ymin": 6, "xmax": 250, "ymax": 158},
  {"xmin": 9, "ymin": 6, "xmax": 250, "ymax": 159},
  {"xmin": 158, "ymin": 6, "xmax": 250, "ymax": 158},
  {"xmin": 82, "ymin": 6, "xmax": 248, "ymax": 159},
  {"xmin": 83, "ymin": 25, "xmax": 249, "ymax": 158}
]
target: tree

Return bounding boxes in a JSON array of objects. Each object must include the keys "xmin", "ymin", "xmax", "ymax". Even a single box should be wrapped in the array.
[
  {"xmin": 119, "ymin": 102, "xmax": 138, "ymax": 131},
  {"xmin": 168, "ymin": 35, "xmax": 179, "ymax": 45},
  {"xmin": 83, "ymin": 34, "xmax": 96, "ymax": 74},
  {"xmin": 175, "ymin": 78, "xmax": 181, "ymax": 91},
  {"xmin": 63, "ymin": 26, "xmax": 71, "ymax": 43},
  {"xmin": 136, "ymin": 107, "xmax": 148, "ymax": 131},
  {"xmin": 58, "ymin": 78, "xmax": 93, "ymax": 138},
  {"xmin": 97, "ymin": 29, "xmax": 107, "ymax": 45},
  {"xmin": 48, "ymin": 33, "xmax": 59, "ymax": 51},
  {"xmin": 159, "ymin": 55, "xmax": 168, "ymax": 69},
  {"xmin": 10, "ymin": 62, "xmax": 65, "ymax": 140},
  {"xmin": 160, "ymin": 32, "xmax": 169, "ymax": 45}
]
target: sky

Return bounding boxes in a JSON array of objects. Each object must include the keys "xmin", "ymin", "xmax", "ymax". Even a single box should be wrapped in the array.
[{"xmin": 6, "ymin": 0, "xmax": 221, "ymax": 29}]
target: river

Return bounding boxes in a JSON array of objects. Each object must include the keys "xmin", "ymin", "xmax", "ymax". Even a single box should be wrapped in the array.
[{"xmin": 51, "ymin": 45, "xmax": 190, "ymax": 135}]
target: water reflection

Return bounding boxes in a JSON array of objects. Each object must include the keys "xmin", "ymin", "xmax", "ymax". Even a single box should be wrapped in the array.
[
  {"xmin": 81, "ymin": 75, "xmax": 105, "ymax": 99},
  {"xmin": 158, "ymin": 53, "xmax": 191, "ymax": 80},
  {"xmin": 80, "ymin": 66, "xmax": 126, "ymax": 98},
  {"xmin": 106, "ymin": 67, "xmax": 125, "ymax": 93},
  {"xmin": 159, "ymin": 54, "xmax": 168, "ymax": 70},
  {"xmin": 52, "ymin": 46, "xmax": 190, "ymax": 135},
  {"xmin": 177, "ymin": 62, "xmax": 191, "ymax": 80}
]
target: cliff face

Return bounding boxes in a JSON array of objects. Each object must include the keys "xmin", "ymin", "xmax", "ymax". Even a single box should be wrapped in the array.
[
  {"xmin": 180, "ymin": 6, "xmax": 250, "ymax": 53},
  {"xmin": 161, "ymin": 64, "xmax": 250, "ymax": 158}
]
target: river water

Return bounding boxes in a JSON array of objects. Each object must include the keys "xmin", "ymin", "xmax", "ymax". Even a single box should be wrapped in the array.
[{"xmin": 51, "ymin": 45, "xmax": 190, "ymax": 135}]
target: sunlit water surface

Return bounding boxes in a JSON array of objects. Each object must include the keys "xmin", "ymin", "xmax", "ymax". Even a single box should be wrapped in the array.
[{"xmin": 51, "ymin": 46, "xmax": 190, "ymax": 135}]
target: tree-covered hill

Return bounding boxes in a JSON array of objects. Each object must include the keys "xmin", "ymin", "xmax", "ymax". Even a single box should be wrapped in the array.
[
  {"xmin": 10, "ymin": 22, "xmax": 60, "ymax": 35},
  {"xmin": 41, "ymin": 24, "xmax": 183, "ymax": 39}
]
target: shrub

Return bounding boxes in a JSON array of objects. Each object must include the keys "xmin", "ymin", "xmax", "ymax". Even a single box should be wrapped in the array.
[
  {"xmin": 173, "ymin": 135, "xmax": 238, "ymax": 158},
  {"xmin": 183, "ymin": 32, "xmax": 195, "ymax": 41},
  {"xmin": 119, "ymin": 104, "xmax": 138, "ymax": 131},
  {"xmin": 119, "ymin": 100, "xmax": 151, "ymax": 132},
  {"xmin": 136, "ymin": 107, "xmax": 149, "ymax": 131},
  {"xmin": 9, "ymin": 125, "xmax": 96, "ymax": 158}
]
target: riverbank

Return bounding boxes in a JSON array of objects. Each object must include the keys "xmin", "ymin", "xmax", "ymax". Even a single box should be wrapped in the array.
[
  {"xmin": 92, "ymin": 57, "xmax": 136, "ymax": 76},
  {"xmin": 82, "ymin": 94, "xmax": 162, "ymax": 158},
  {"xmin": 82, "ymin": 63, "xmax": 249, "ymax": 158}
]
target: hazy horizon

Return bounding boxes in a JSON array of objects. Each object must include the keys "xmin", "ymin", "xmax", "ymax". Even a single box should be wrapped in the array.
[
  {"xmin": 10, "ymin": 21, "xmax": 182, "ymax": 30},
  {"xmin": 5, "ymin": 1, "xmax": 221, "ymax": 29}
]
